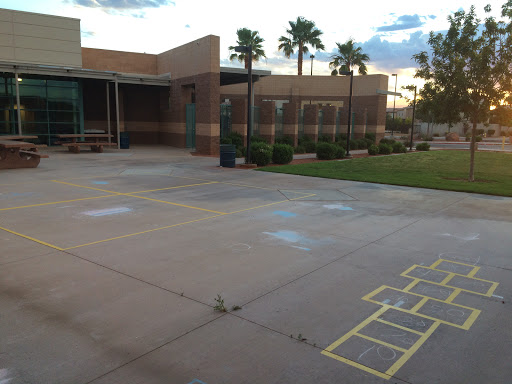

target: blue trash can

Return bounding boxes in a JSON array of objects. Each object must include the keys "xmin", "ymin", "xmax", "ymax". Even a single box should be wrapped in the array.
[
  {"xmin": 220, "ymin": 144, "xmax": 236, "ymax": 168},
  {"xmin": 120, "ymin": 132, "xmax": 130, "ymax": 149}
]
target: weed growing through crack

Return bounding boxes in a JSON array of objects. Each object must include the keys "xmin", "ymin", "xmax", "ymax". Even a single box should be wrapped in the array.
[
  {"xmin": 231, "ymin": 305, "xmax": 242, "ymax": 311},
  {"xmin": 213, "ymin": 294, "xmax": 227, "ymax": 312}
]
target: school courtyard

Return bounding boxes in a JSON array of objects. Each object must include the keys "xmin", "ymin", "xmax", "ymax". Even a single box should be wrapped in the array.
[{"xmin": 1, "ymin": 146, "xmax": 511, "ymax": 384}]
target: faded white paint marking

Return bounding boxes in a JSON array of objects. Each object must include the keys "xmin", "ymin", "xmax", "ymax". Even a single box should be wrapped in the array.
[
  {"xmin": 291, "ymin": 245, "xmax": 311, "ymax": 251},
  {"xmin": 492, "ymin": 294, "xmax": 504, "ymax": 299},
  {"xmin": 439, "ymin": 233, "xmax": 480, "ymax": 241},
  {"xmin": 438, "ymin": 252, "xmax": 481, "ymax": 266},
  {"xmin": 323, "ymin": 204, "xmax": 353, "ymax": 211},
  {"xmin": 82, "ymin": 207, "xmax": 132, "ymax": 217},
  {"xmin": 228, "ymin": 243, "xmax": 251, "ymax": 252},
  {"xmin": 0, "ymin": 369, "xmax": 12, "ymax": 384},
  {"xmin": 394, "ymin": 300, "xmax": 405, "ymax": 308}
]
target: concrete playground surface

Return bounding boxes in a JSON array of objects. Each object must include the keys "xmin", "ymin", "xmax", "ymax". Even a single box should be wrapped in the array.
[{"xmin": 1, "ymin": 146, "xmax": 511, "ymax": 384}]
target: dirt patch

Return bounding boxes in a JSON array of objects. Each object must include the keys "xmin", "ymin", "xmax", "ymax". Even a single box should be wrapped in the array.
[{"xmin": 442, "ymin": 177, "xmax": 495, "ymax": 183}]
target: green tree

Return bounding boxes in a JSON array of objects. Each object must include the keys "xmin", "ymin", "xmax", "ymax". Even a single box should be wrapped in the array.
[
  {"xmin": 413, "ymin": 2, "xmax": 512, "ymax": 181},
  {"xmin": 229, "ymin": 28, "xmax": 266, "ymax": 69},
  {"xmin": 329, "ymin": 39, "xmax": 370, "ymax": 75},
  {"xmin": 278, "ymin": 17, "xmax": 325, "ymax": 75}
]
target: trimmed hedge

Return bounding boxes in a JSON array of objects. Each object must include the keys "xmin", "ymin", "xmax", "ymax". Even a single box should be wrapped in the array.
[
  {"xmin": 415, "ymin": 142, "xmax": 431, "ymax": 151},
  {"xmin": 275, "ymin": 136, "xmax": 294, "ymax": 146},
  {"xmin": 272, "ymin": 143, "xmax": 294, "ymax": 164},
  {"xmin": 318, "ymin": 134, "xmax": 333, "ymax": 143},
  {"xmin": 335, "ymin": 145, "xmax": 346, "ymax": 159},
  {"xmin": 304, "ymin": 140, "xmax": 317, "ymax": 153},
  {"xmin": 294, "ymin": 145, "xmax": 306, "ymax": 154},
  {"xmin": 251, "ymin": 135, "xmax": 268, "ymax": 144},
  {"xmin": 251, "ymin": 142, "xmax": 273, "ymax": 166},
  {"xmin": 316, "ymin": 142, "xmax": 337, "ymax": 160},
  {"xmin": 364, "ymin": 132, "xmax": 376, "ymax": 143},
  {"xmin": 379, "ymin": 138, "xmax": 396, "ymax": 145},
  {"xmin": 378, "ymin": 143, "xmax": 393, "ymax": 155},
  {"xmin": 368, "ymin": 144, "xmax": 379, "ymax": 155},
  {"xmin": 392, "ymin": 141, "xmax": 407, "ymax": 153}
]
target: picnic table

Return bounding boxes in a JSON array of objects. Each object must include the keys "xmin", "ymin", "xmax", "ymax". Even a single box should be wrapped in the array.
[
  {"xmin": 1, "ymin": 135, "xmax": 47, "ymax": 150},
  {"xmin": 56, "ymin": 134, "xmax": 116, "ymax": 153},
  {"xmin": 0, "ymin": 140, "xmax": 49, "ymax": 169}
]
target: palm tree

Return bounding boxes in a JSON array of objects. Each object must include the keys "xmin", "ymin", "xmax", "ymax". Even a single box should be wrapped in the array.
[
  {"xmin": 229, "ymin": 28, "xmax": 266, "ymax": 69},
  {"xmin": 278, "ymin": 17, "xmax": 325, "ymax": 75},
  {"xmin": 329, "ymin": 39, "xmax": 370, "ymax": 75}
]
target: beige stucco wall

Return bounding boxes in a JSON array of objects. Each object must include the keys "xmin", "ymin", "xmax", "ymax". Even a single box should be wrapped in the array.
[
  {"xmin": 0, "ymin": 8, "xmax": 82, "ymax": 67},
  {"xmin": 221, "ymin": 74, "xmax": 388, "ymax": 98},
  {"xmin": 157, "ymin": 35, "xmax": 220, "ymax": 78},
  {"xmin": 82, "ymin": 48, "xmax": 158, "ymax": 75}
]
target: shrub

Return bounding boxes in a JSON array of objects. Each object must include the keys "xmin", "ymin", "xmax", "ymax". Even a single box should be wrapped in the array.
[
  {"xmin": 392, "ymin": 141, "xmax": 407, "ymax": 153},
  {"xmin": 318, "ymin": 134, "xmax": 333, "ymax": 143},
  {"xmin": 251, "ymin": 135, "xmax": 267, "ymax": 144},
  {"xmin": 349, "ymin": 140, "xmax": 359, "ymax": 150},
  {"xmin": 220, "ymin": 137, "xmax": 232, "ymax": 145},
  {"xmin": 487, "ymin": 129, "xmax": 495, "ymax": 136},
  {"xmin": 251, "ymin": 142, "xmax": 273, "ymax": 166},
  {"xmin": 275, "ymin": 136, "xmax": 294, "ymax": 146},
  {"xmin": 335, "ymin": 140, "xmax": 347, "ymax": 149},
  {"xmin": 294, "ymin": 145, "xmax": 306, "ymax": 154},
  {"xmin": 316, "ymin": 142, "xmax": 337, "ymax": 160},
  {"xmin": 378, "ymin": 143, "xmax": 393, "ymax": 155},
  {"xmin": 226, "ymin": 132, "xmax": 243, "ymax": 147},
  {"xmin": 356, "ymin": 139, "xmax": 368, "ymax": 149},
  {"xmin": 298, "ymin": 135, "xmax": 312, "ymax": 146},
  {"xmin": 368, "ymin": 144, "xmax": 379, "ymax": 155},
  {"xmin": 304, "ymin": 140, "xmax": 317, "ymax": 153},
  {"xmin": 363, "ymin": 138, "xmax": 374, "ymax": 147},
  {"xmin": 335, "ymin": 145, "xmax": 346, "ymax": 159},
  {"xmin": 476, "ymin": 129, "xmax": 485, "ymax": 136},
  {"xmin": 415, "ymin": 142, "xmax": 431, "ymax": 151},
  {"xmin": 235, "ymin": 148, "xmax": 243, "ymax": 158},
  {"xmin": 433, "ymin": 133, "xmax": 440, "ymax": 137},
  {"xmin": 336, "ymin": 133, "xmax": 347, "ymax": 142},
  {"xmin": 379, "ymin": 138, "xmax": 395, "ymax": 145},
  {"xmin": 272, "ymin": 143, "xmax": 294, "ymax": 164},
  {"xmin": 476, "ymin": 136, "xmax": 483, "ymax": 142},
  {"xmin": 364, "ymin": 132, "xmax": 376, "ymax": 143}
]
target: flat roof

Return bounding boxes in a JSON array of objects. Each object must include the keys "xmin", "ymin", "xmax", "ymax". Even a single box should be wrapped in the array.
[{"xmin": 220, "ymin": 67, "xmax": 271, "ymax": 86}]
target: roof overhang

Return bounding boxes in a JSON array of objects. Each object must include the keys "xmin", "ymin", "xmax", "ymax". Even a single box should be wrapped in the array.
[
  {"xmin": 0, "ymin": 61, "xmax": 171, "ymax": 86},
  {"xmin": 220, "ymin": 66, "xmax": 271, "ymax": 86}
]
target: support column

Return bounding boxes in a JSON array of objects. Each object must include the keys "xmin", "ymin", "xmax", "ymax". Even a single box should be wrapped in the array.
[
  {"xmin": 259, "ymin": 101, "xmax": 275, "ymax": 144},
  {"xmin": 231, "ymin": 99, "xmax": 247, "ymax": 144},
  {"xmin": 283, "ymin": 102, "xmax": 299, "ymax": 147},
  {"xmin": 304, "ymin": 104, "xmax": 319, "ymax": 142},
  {"xmin": 195, "ymin": 73, "xmax": 221, "ymax": 155},
  {"xmin": 321, "ymin": 106, "xmax": 336, "ymax": 142},
  {"xmin": 106, "ymin": 81, "xmax": 111, "ymax": 143},
  {"xmin": 114, "ymin": 76, "xmax": 120, "ymax": 149},
  {"xmin": 14, "ymin": 68, "xmax": 22, "ymax": 135}
]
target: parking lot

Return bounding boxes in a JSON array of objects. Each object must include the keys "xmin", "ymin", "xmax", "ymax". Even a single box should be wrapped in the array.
[{"xmin": 1, "ymin": 146, "xmax": 511, "ymax": 384}]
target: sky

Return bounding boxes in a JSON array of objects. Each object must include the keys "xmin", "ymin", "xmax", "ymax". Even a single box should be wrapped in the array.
[{"xmin": 1, "ymin": 0, "xmax": 505, "ymax": 108}]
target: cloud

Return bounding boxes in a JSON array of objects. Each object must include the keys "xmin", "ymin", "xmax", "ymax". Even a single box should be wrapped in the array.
[
  {"xmin": 70, "ymin": 0, "xmax": 175, "ymax": 10},
  {"xmin": 376, "ymin": 14, "xmax": 425, "ymax": 32},
  {"xmin": 81, "ymin": 30, "xmax": 95, "ymax": 37},
  {"xmin": 428, "ymin": 15, "xmax": 437, "ymax": 19},
  {"xmin": 185, "ymin": 24, "xmax": 190, "ymax": 28}
]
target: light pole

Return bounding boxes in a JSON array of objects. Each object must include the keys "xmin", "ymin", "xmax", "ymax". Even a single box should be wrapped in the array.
[
  {"xmin": 310, "ymin": 54, "xmax": 315, "ymax": 76},
  {"xmin": 340, "ymin": 70, "xmax": 354, "ymax": 157},
  {"xmin": 391, "ymin": 73, "xmax": 397, "ymax": 137},
  {"xmin": 235, "ymin": 45, "xmax": 253, "ymax": 164},
  {"xmin": 410, "ymin": 85, "xmax": 417, "ymax": 151}
]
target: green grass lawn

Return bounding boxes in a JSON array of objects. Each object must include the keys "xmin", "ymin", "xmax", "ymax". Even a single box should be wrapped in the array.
[{"xmin": 258, "ymin": 151, "xmax": 512, "ymax": 197}]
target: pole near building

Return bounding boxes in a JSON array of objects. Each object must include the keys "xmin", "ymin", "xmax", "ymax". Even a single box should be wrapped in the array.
[
  {"xmin": 235, "ymin": 45, "xmax": 253, "ymax": 164},
  {"xmin": 14, "ymin": 68, "xmax": 22, "ymax": 135},
  {"xmin": 410, "ymin": 86, "xmax": 417, "ymax": 151},
  {"xmin": 114, "ymin": 75, "xmax": 120, "ymax": 149},
  {"xmin": 392, "ymin": 73, "xmax": 397, "ymax": 137},
  {"xmin": 106, "ymin": 82, "xmax": 111, "ymax": 143},
  {"xmin": 340, "ymin": 70, "xmax": 354, "ymax": 157}
]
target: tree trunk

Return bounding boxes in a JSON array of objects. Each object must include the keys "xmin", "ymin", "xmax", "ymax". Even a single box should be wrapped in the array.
[
  {"xmin": 298, "ymin": 41, "xmax": 303, "ymax": 76},
  {"xmin": 244, "ymin": 56, "xmax": 248, "ymax": 69},
  {"xmin": 468, "ymin": 118, "xmax": 477, "ymax": 182}
]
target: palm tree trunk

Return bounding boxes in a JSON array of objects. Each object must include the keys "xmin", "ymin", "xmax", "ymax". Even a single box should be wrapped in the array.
[
  {"xmin": 468, "ymin": 117, "xmax": 477, "ymax": 182},
  {"xmin": 244, "ymin": 56, "xmax": 248, "ymax": 69},
  {"xmin": 298, "ymin": 41, "xmax": 303, "ymax": 76}
]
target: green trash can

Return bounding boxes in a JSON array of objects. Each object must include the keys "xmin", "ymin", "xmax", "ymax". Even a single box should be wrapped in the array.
[
  {"xmin": 220, "ymin": 144, "xmax": 236, "ymax": 168},
  {"xmin": 120, "ymin": 132, "xmax": 130, "ymax": 149}
]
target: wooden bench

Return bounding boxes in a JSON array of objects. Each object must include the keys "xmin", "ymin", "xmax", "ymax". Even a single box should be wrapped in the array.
[
  {"xmin": 56, "ymin": 134, "xmax": 116, "ymax": 153},
  {"xmin": 0, "ymin": 140, "xmax": 49, "ymax": 169},
  {"xmin": 1, "ymin": 135, "xmax": 47, "ymax": 151}
]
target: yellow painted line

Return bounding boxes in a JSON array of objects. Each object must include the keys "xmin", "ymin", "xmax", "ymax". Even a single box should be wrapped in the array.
[
  {"xmin": 63, "ymin": 214, "xmax": 224, "ymax": 250},
  {"xmin": 127, "ymin": 181, "xmax": 219, "ymax": 194},
  {"xmin": 225, "ymin": 194, "xmax": 316, "ymax": 215},
  {"xmin": 125, "ymin": 194, "xmax": 226, "ymax": 214},
  {"xmin": 429, "ymin": 259, "xmax": 444, "ymax": 268},
  {"xmin": 440, "ymin": 273, "xmax": 455, "ymax": 286},
  {"xmin": 0, "ymin": 225, "xmax": 63, "ymax": 251},
  {"xmin": 464, "ymin": 308, "xmax": 482, "ymax": 330},
  {"xmin": 444, "ymin": 288, "xmax": 461, "ymax": 303},
  {"xmin": 403, "ymin": 265, "xmax": 497, "ymax": 287},
  {"xmin": 321, "ymin": 350, "xmax": 392, "ymax": 380},
  {"xmin": 324, "ymin": 307, "xmax": 389, "ymax": 352},
  {"xmin": 435, "ymin": 258, "xmax": 479, "ymax": 268},
  {"xmin": 375, "ymin": 319, "xmax": 425, "ymax": 335},
  {"xmin": 467, "ymin": 266, "xmax": 480, "ymax": 278},
  {"xmin": 402, "ymin": 279, "xmax": 419, "ymax": 292},
  {"xmin": 400, "ymin": 264, "xmax": 418, "ymax": 277},
  {"xmin": 486, "ymin": 282, "xmax": 499, "ymax": 297},
  {"xmin": 361, "ymin": 285, "xmax": 388, "ymax": 303},
  {"xmin": 385, "ymin": 322, "xmax": 440, "ymax": 376},
  {"xmin": 218, "ymin": 181, "xmax": 283, "ymax": 191},
  {"xmin": 410, "ymin": 297, "xmax": 429, "ymax": 313},
  {"xmin": 354, "ymin": 333, "xmax": 409, "ymax": 353},
  {"xmin": 0, "ymin": 194, "xmax": 118, "ymax": 211},
  {"xmin": 52, "ymin": 180, "xmax": 123, "ymax": 195}
]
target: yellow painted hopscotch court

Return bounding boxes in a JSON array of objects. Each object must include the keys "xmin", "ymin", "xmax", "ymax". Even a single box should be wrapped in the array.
[
  {"xmin": 322, "ymin": 258, "xmax": 500, "ymax": 379},
  {"xmin": 0, "ymin": 174, "xmax": 316, "ymax": 251}
]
